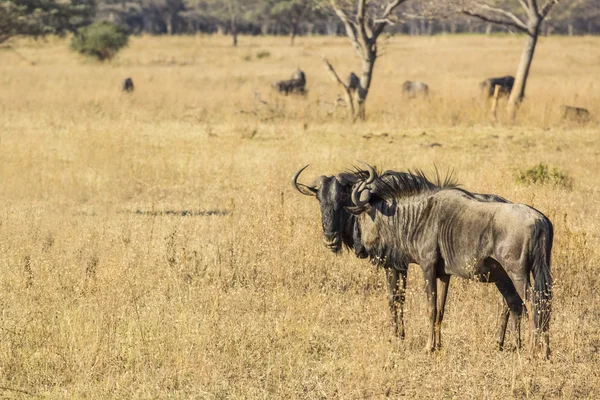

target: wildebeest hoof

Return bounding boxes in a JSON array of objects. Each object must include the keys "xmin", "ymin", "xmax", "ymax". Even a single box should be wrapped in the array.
[{"xmin": 423, "ymin": 344, "xmax": 436, "ymax": 354}]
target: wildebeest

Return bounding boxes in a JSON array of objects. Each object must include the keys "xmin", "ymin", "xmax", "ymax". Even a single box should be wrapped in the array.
[
  {"xmin": 292, "ymin": 165, "xmax": 520, "ymax": 349},
  {"xmin": 480, "ymin": 76, "xmax": 514, "ymax": 98},
  {"xmin": 273, "ymin": 69, "xmax": 306, "ymax": 95},
  {"xmin": 347, "ymin": 164, "xmax": 553, "ymax": 357},
  {"xmin": 347, "ymin": 72, "xmax": 360, "ymax": 92},
  {"xmin": 352, "ymin": 171, "xmax": 512, "ymax": 343},
  {"xmin": 562, "ymin": 105, "xmax": 591, "ymax": 123},
  {"xmin": 402, "ymin": 81, "xmax": 429, "ymax": 98},
  {"xmin": 122, "ymin": 77, "xmax": 134, "ymax": 92}
]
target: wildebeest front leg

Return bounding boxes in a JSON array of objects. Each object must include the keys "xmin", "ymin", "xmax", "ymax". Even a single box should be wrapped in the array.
[
  {"xmin": 435, "ymin": 274, "xmax": 450, "ymax": 349},
  {"xmin": 422, "ymin": 264, "xmax": 437, "ymax": 352},
  {"xmin": 386, "ymin": 267, "xmax": 407, "ymax": 338},
  {"xmin": 496, "ymin": 300, "xmax": 510, "ymax": 350}
]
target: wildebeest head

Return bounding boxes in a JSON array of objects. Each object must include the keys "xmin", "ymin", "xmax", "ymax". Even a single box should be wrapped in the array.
[{"xmin": 292, "ymin": 164, "xmax": 376, "ymax": 255}]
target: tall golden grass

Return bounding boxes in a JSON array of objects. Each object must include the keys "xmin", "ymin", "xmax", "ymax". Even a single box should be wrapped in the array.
[{"xmin": 0, "ymin": 34, "xmax": 599, "ymax": 398}]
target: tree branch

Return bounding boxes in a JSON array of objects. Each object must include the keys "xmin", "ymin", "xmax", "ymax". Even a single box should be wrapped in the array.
[
  {"xmin": 517, "ymin": 0, "xmax": 530, "ymax": 13},
  {"xmin": 372, "ymin": 0, "xmax": 406, "ymax": 40},
  {"xmin": 462, "ymin": 10, "xmax": 528, "ymax": 33},
  {"xmin": 323, "ymin": 57, "xmax": 349, "ymax": 90},
  {"xmin": 330, "ymin": 1, "xmax": 363, "ymax": 55},
  {"xmin": 322, "ymin": 57, "xmax": 355, "ymax": 117},
  {"xmin": 477, "ymin": 4, "xmax": 528, "ymax": 31},
  {"xmin": 540, "ymin": 0, "xmax": 560, "ymax": 18},
  {"xmin": 528, "ymin": 0, "xmax": 539, "ymax": 15},
  {"xmin": 356, "ymin": 0, "xmax": 369, "ymax": 45}
]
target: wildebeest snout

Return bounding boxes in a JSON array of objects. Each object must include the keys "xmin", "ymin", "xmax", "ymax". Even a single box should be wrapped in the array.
[
  {"xmin": 354, "ymin": 243, "xmax": 369, "ymax": 258},
  {"xmin": 322, "ymin": 232, "xmax": 342, "ymax": 252}
]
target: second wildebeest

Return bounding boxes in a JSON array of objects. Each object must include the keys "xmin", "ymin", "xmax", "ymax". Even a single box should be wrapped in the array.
[
  {"xmin": 292, "ymin": 165, "xmax": 526, "ymax": 351},
  {"xmin": 122, "ymin": 77, "xmax": 134, "ymax": 92},
  {"xmin": 480, "ymin": 75, "xmax": 514, "ymax": 97},
  {"xmin": 347, "ymin": 164, "xmax": 553, "ymax": 357},
  {"xmin": 402, "ymin": 81, "xmax": 429, "ymax": 98},
  {"xmin": 351, "ymin": 170, "xmax": 512, "ymax": 343}
]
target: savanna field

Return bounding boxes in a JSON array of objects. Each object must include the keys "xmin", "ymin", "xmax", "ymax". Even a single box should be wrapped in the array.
[{"xmin": 1, "ymin": 34, "xmax": 600, "ymax": 398}]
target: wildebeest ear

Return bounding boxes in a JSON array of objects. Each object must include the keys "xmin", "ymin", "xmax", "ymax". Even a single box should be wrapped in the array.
[
  {"xmin": 335, "ymin": 174, "xmax": 351, "ymax": 186},
  {"xmin": 308, "ymin": 176, "xmax": 326, "ymax": 190}
]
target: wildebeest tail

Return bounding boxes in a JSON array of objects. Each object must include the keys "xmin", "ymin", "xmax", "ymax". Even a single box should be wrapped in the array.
[{"xmin": 531, "ymin": 217, "xmax": 553, "ymax": 333}]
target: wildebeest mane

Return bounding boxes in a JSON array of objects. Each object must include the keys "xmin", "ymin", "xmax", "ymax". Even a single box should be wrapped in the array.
[
  {"xmin": 371, "ymin": 169, "xmax": 459, "ymax": 202},
  {"xmin": 343, "ymin": 165, "xmax": 382, "ymax": 183}
]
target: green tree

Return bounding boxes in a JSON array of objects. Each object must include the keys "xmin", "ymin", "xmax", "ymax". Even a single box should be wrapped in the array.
[
  {"xmin": 182, "ymin": 0, "xmax": 258, "ymax": 45},
  {"xmin": 0, "ymin": 0, "xmax": 96, "ymax": 44},
  {"xmin": 257, "ymin": 0, "xmax": 317, "ymax": 45},
  {"xmin": 70, "ymin": 20, "xmax": 129, "ymax": 61}
]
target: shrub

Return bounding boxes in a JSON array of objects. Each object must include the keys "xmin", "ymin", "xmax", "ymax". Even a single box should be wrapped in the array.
[
  {"xmin": 256, "ymin": 51, "xmax": 271, "ymax": 59},
  {"xmin": 516, "ymin": 163, "xmax": 572, "ymax": 189},
  {"xmin": 71, "ymin": 21, "xmax": 129, "ymax": 61}
]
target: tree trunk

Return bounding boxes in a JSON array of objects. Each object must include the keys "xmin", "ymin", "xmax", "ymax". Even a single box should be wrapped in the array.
[
  {"xmin": 166, "ymin": 18, "xmax": 173, "ymax": 35},
  {"xmin": 356, "ymin": 49, "xmax": 377, "ymax": 120},
  {"xmin": 231, "ymin": 14, "xmax": 238, "ymax": 47},
  {"xmin": 507, "ymin": 22, "xmax": 539, "ymax": 119},
  {"xmin": 261, "ymin": 22, "xmax": 269, "ymax": 35},
  {"xmin": 290, "ymin": 21, "xmax": 297, "ymax": 46},
  {"xmin": 326, "ymin": 18, "xmax": 338, "ymax": 36}
]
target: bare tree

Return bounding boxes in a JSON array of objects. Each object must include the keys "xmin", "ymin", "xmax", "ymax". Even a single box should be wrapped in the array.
[
  {"xmin": 461, "ymin": 0, "xmax": 561, "ymax": 118},
  {"xmin": 326, "ymin": 0, "xmax": 410, "ymax": 120}
]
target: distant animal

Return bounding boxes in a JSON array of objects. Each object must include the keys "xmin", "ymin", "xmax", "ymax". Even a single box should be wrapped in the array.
[
  {"xmin": 348, "ymin": 164, "xmax": 553, "ymax": 357},
  {"xmin": 293, "ymin": 165, "xmax": 524, "ymax": 352},
  {"xmin": 562, "ymin": 105, "xmax": 591, "ymax": 122},
  {"xmin": 122, "ymin": 77, "xmax": 134, "ymax": 92},
  {"xmin": 273, "ymin": 69, "xmax": 306, "ymax": 95},
  {"xmin": 347, "ymin": 72, "xmax": 360, "ymax": 92},
  {"xmin": 402, "ymin": 81, "xmax": 429, "ymax": 98},
  {"xmin": 480, "ymin": 76, "xmax": 514, "ymax": 98}
]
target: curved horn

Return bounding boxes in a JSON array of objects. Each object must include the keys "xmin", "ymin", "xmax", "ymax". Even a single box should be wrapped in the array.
[
  {"xmin": 292, "ymin": 165, "xmax": 317, "ymax": 196},
  {"xmin": 351, "ymin": 181, "xmax": 371, "ymax": 208},
  {"xmin": 359, "ymin": 162, "xmax": 377, "ymax": 185}
]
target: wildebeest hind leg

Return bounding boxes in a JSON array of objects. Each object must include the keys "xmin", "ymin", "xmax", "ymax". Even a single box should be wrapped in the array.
[
  {"xmin": 506, "ymin": 272, "xmax": 532, "ymax": 353},
  {"xmin": 494, "ymin": 279, "xmax": 523, "ymax": 350},
  {"xmin": 435, "ymin": 274, "xmax": 451, "ymax": 349}
]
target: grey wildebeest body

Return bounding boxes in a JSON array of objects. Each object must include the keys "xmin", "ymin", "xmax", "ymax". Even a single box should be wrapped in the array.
[
  {"xmin": 562, "ymin": 105, "xmax": 591, "ymax": 123},
  {"xmin": 480, "ymin": 75, "xmax": 514, "ymax": 98},
  {"xmin": 352, "ymin": 171, "xmax": 513, "ymax": 344},
  {"xmin": 349, "ymin": 167, "xmax": 553, "ymax": 357},
  {"xmin": 292, "ymin": 166, "xmax": 525, "ymax": 350},
  {"xmin": 402, "ymin": 81, "xmax": 429, "ymax": 98}
]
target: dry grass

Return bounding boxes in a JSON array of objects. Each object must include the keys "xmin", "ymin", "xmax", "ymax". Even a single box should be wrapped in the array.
[{"xmin": 0, "ymin": 34, "xmax": 599, "ymax": 399}]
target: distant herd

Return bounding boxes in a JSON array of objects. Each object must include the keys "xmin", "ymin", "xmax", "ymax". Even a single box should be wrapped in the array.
[{"xmin": 120, "ymin": 70, "xmax": 590, "ymax": 122}]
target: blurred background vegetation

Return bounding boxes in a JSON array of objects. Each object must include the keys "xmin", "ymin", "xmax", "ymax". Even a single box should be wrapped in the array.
[{"xmin": 1, "ymin": 0, "xmax": 599, "ymax": 48}]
